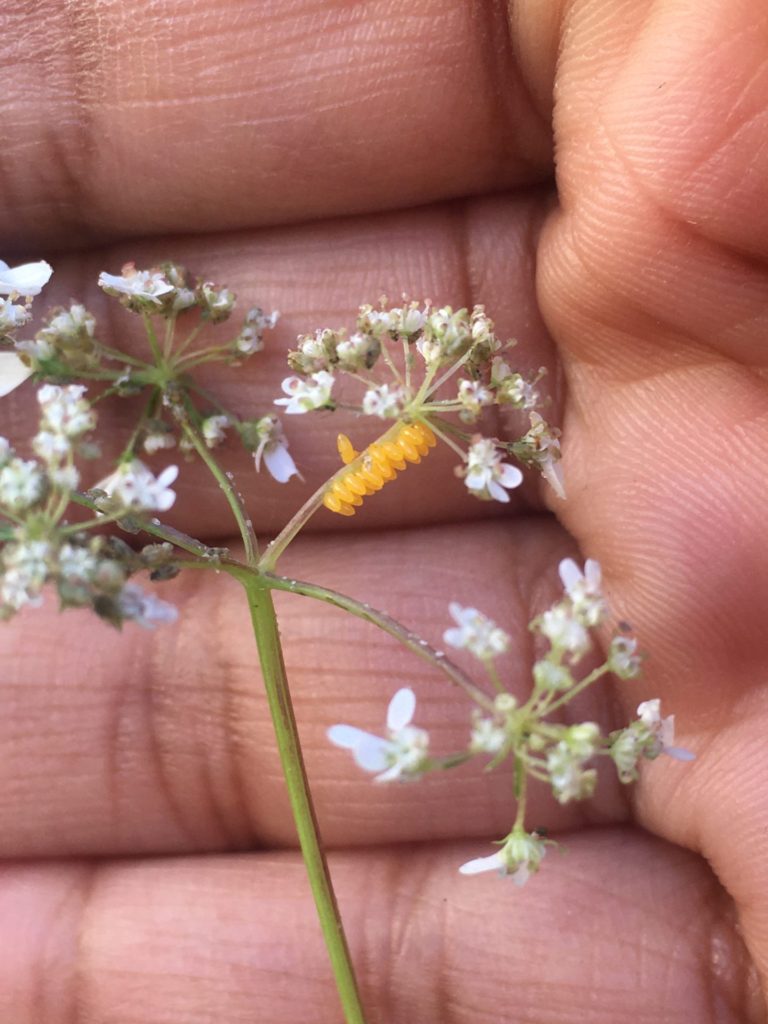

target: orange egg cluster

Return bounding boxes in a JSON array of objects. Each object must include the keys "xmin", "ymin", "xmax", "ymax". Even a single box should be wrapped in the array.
[{"xmin": 322, "ymin": 422, "xmax": 437, "ymax": 516}]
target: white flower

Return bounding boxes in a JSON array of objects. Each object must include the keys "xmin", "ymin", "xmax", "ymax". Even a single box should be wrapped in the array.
[
  {"xmin": 558, "ymin": 557, "xmax": 605, "ymax": 627},
  {"xmin": 96, "ymin": 459, "xmax": 178, "ymax": 512},
  {"xmin": 0, "ymin": 352, "xmax": 33, "ymax": 396},
  {"xmin": 546, "ymin": 724, "xmax": 600, "ymax": 803},
  {"xmin": 539, "ymin": 603, "xmax": 590, "ymax": 657},
  {"xmin": 361, "ymin": 384, "xmax": 406, "ymax": 419},
  {"xmin": 33, "ymin": 430, "xmax": 70, "ymax": 462},
  {"xmin": 58, "ymin": 543, "xmax": 98, "ymax": 581},
  {"xmin": 457, "ymin": 379, "xmax": 493, "ymax": 421},
  {"xmin": 0, "ymin": 259, "xmax": 53, "ymax": 298},
  {"xmin": 202, "ymin": 415, "xmax": 230, "ymax": 448},
  {"xmin": 636, "ymin": 699, "xmax": 696, "ymax": 762},
  {"xmin": 1, "ymin": 539, "xmax": 52, "ymax": 611},
  {"xmin": 0, "ymin": 298, "xmax": 32, "ymax": 332},
  {"xmin": 335, "ymin": 331, "xmax": 380, "ymax": 372},
  {"xmin": 116, "ymin": 583, "xmax": 178, "ymax": 628},
  {"xmin": 522, "ymin": 412, "xmax": 565, "ymax": 500},
  {"xmin": 198, "ymin": 282, "xmax": 236, "ymax": 321},
  {"xmin": 463, "ymin": 438, "xmax": 523, "ymax": 502},
  {"xmin": 0, "ymin": 458, "xmax": 46, "ymax": 511},
  {"xmin": 459, "ymin": 831, "xmax": 546, "ymax": 885},
  {"xmin": 532, "ymin": 658, "xmax": 573, "ymax": 691},
  {"xmin": 608, "ymin": 636, "xmax": 642, "ymax": 679},
  {"xmin": 469, "ymin": 714, "xmax": 507, "ymax": 755},
  {"xmin": 252, "ymin": 415, "xmax": 299, "ymax": 483},
  {"xmin": 327, "ymin": 688, "xmax": 430, "ymax": 783},
  {"xmin": 388, "ymin": 304, "xmax": 426, "ymax": 337},
  {"xmin": 98, "ymin": 264, "xmax": 173, "ymax": 305},
  {"xmin": 143, "ymin": 431, "xmax": 176, "ymax": 456},
  {"xmin": 38, "ymin": 303, "xmax": 95, "ymax": 342},
  {"xmin": 37, "ymin": 384, "xmax": 95, "ymax": 438},
  {"xmin": 274, "ymin": 371, "xmax": 335, "ymax": 414},
  {"xmin": 236, "ymin": 308, "xmax": 279, "ymax": 355},
  {"xmin": 444, "ymin": 603, "xmax": 510, "ymax": 660}
]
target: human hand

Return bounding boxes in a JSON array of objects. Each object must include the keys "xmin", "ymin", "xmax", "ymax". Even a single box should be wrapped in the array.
[{"xmin": 1, "ymin": 1, "xmax": 766, "ymax": 1020}]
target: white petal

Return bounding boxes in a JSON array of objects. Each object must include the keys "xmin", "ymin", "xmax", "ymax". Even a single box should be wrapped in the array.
[
  {"xmin": 154, "ymin": 490, "xmax": 177, "ymax": 512},
  {"xmin": 443, "ymin": 626, "xmax": 465, "ymax": 648},
  {"xmin": 0, "ymin": 260, "xmax": 53, "ymax": 297},
  {"xmin": 448, "ymin": 601, "xmax": 473, "ymax": 625},
  {"xmin": 387, "ymin": 687, "xmax": 416, "ymax": 731},
  {"xmin": 664, "ymin": 746, "xmax": 696, "ymax": 762},
  {"xmin": 558, "ymin": 558, "xmax": 582, "ymax": 594},
  {"xmin": 353, "ymin": 734, "xmax": 392, "ymax": 772},
  {"xmin": 156, "ymin": 465, "xmax": 179, "ymax": 489},
  {"xmin": 0, "ymin": 353, "xmax": 33, "ymax": 396},
  {"xmin": 487, "ymin": 480, "xmax": 511, "ymax": 503},
  {"xmin": 584, "ymin": 559, "xmax": 601, "ymax": 587},
  {"xmin": 327, "ymin": 724, "xmax": 372, "ymax": 750},
  {"xmin": 496, "ymin": 464, "xmax": 523, "ymax": 488},
  {"xmin": 465, "ymin": 467, "xmax": 488, "ymax": 490},
  {"xmin": 263, "ymin": 443, "xmax": 299, "ymax": 483},
  {"xmin": 458, "ymin": 851, "xmax": 505, "ymax": 876},
  {"xmin": 373, "ymin": 764, "xmax": 403, "ymax": 783}
]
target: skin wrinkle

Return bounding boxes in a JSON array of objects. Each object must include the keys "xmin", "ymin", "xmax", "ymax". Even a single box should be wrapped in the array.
[{"xmin": 0, "ymin": 1, "xmax": 554, "ymax": 248}]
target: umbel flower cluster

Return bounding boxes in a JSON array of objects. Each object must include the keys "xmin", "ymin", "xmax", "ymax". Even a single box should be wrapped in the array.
[
  {"xmin": 0, "ymin": 255, "xmax": 695, "ymax": 1024},
  {"xmin": 329, "ymin": 558, "xmax": 694, "ymax": 885},
  {"xmin": 1, "ymin": 259, "xmax": 294, "ymax": 482},
  {"xmin": 276, "ymin": 299, "xmax": 564, "ymax": 508}
]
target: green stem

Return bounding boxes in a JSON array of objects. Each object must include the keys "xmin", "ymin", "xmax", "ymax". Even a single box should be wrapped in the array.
[
  {"xmin": 70, "ymin": 491, "xmax": 218, "ymax": 559},
  {"xmin": 513, "ymin": 754, "xmax": 528, "ymax": 830},
  {"xmin": 539, "ymin": 664, "xmax": 610, "ymax": 716},
  {"xmin": 142, "ymin": 313, "xmax": 164, "ymax": 366},
  {"xmin": 263, "ymin": 572, "xmax": 494, "ymax": 710},
  {"xmin": 177, "ymin": 412, "xmax": 259, "ymax": 566},
  {"xmin": 236, "ymin": 571, "xmax": 367, "ymax": 1024},
  {"xmin": 259, "ymin": 420, "xmax": 407, "ymax": 571}
]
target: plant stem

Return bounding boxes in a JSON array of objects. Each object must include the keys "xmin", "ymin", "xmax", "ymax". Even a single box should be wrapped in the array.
[
  {"xmin": 236, "ymin": 571, "xmax": 367, "ymax": 1024},
  {"xmin": 263, "ymin": 572, "xmax": 494, "ymax": 710},
  {"xmin": 177, "ymin": 413, "xmax": 259, "ymax": 566},
  {"xmin": 259, "ymin": 420, "xmax": 407, "ymax": 571},
  {"xmin": 539, "ymin": 664, "xmax": 610, "ymax": 716}
]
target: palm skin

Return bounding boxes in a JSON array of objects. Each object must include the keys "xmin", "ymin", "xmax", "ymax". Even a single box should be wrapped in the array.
[{"xmin": 1, "ymin": 0, "xmax": 767, "ymax": 1020}]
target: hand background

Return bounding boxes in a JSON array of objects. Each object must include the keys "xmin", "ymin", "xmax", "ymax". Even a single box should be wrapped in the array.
[{"xmin": 2, "ymin": 1, "xmax": 767, "ymax": 1020}]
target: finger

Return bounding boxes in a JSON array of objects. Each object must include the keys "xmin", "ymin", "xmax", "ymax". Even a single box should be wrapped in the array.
[
  {"xmin": 3, "ymin": 192, "xmax": 560, "ymax": 537},
  {"xmin": 530, "ymin": 0, "xmax": 768, "ymax": 984},
  {"xmin": 4, "ymin": 832, "xmax": 761, "ymax": 1024},
  {"xmin": 0, "ymin": 518, "xmax": 630, "ymax": 858},
  {"xmin": 1, "ymin": 0, "xmax": 554, "ymax": 248}
]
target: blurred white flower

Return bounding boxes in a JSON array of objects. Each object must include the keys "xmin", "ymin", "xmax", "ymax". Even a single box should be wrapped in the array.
[
  {"xmin": 0, "ymin": 259, "xmax": 53, "ymax": 297},
  {"xmin": 539, "ymin": 603, "xmax": 590, "ymax": 657},
  {"xmin": 558, "ymin": 557, "xmax": 605, "ymax": 626},
  {"xmin": 444, "ymin": 603, "xmax": 510, "ymax": 660},
  {"xmin": 95, "ymin": 459, "xmax": 178, "ymax": 512},
  {"xmin": 117, "ymin": 583, "xmax": 178, "ymax": 628},
  {"xmin": 459, "ymin": 831, "xmax": 546, "ymax": 885},
  {"xmin": 98, "ymin": 264, "xmax": 173, "ymax": 305},
  {"xmin": 362, "ymin": 383, "xmax": 406, "ymax": 419},
  {"xmin": 274, "ymin": 371, "xmax": 334, "ymax": 414},
  {"xmin": 463, "ymin": 438, "xmax": 523, "ymax": 502},
  {"xmin": 0, "ymin": 457, "xmax": 45, "ymax": 511},
  {"xmin": 252, "ymin": 415, "xmax": 299, "ymax": 483},
  {"xmin": 327, "ymin": 688, "xmax": 429, "ymax": 783},
  {"xmin": 637, "ymin": 699, "xmax": 695, "ymax": 762}
]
